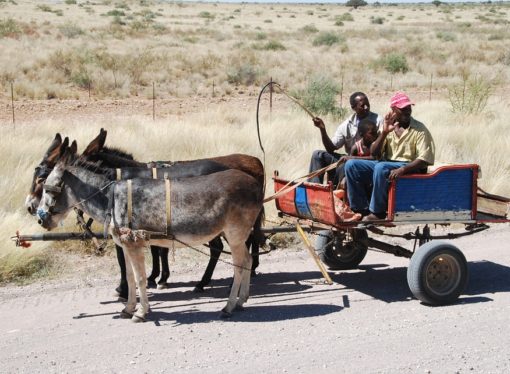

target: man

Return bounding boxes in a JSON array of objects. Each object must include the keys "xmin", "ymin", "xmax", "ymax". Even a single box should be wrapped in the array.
[
  {"xmin": 344, "ymin": 92, "xmax": 435, "ymax": 221},
  {"xmin": 309, "ymin": 92, "xmax": 383, "ymax": 186}
]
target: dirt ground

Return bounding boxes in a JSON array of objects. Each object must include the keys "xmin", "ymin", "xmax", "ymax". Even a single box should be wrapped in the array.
[{"xmin": 0, "ymin": 222, "xmax": 509, "ymax": 373}]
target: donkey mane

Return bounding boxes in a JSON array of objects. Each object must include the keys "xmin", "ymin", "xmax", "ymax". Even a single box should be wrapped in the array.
[{"xmin": 100, "ymin": 146, "xmax": 135, "ymax": 160}]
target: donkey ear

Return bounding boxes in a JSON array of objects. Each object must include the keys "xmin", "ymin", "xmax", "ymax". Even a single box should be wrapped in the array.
[
  {"xmin": 70, "ymin": 140, "xmax": 78, "ymax": 155},
  {"xmin": 43, "ymin": 133, "xmax": 63, "ymax": 159},
  {"xmin": 59, "ymin": 137, "xmax": 70, "ymax": 158},
  {"xmin": 82, "ymin": 129, "xmax": 107, "ymax": 156}
]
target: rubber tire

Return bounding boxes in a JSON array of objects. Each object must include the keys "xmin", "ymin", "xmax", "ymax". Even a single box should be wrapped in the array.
[
  {"xmin": 407, "ymin": 241, "xmax": 468, "ymax": 306},
  {"xmin": 315, "ymin": 229, "xmax": 368, "ymax": 270}
]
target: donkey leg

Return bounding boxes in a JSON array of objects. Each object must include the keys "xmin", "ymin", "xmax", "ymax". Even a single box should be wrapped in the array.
[
  {"xmin": 146, "ymin": 246, "xmax": 160, "ymax": 289},
  {"xmin": 246, "ymin": 234, "xmax": 260, "ymax": 276},
  {"xmin": 157, "ymin": 247, "xmax": 170, "ymax": 290},
  {"xmin": 120, "ymin": 246, "xmax": 137, "ymax": 319},
  {"xmin": 236, "ymin": 245, "xmax": 253, "ymax": 309},
  {"xmin": 194, "ymin": 236, "xmax": 223, "ymax": 293},
  {"xmin": 115, "ymin": 245, "xmax": 129, "ymax": 300},
  {"xmin": 127, "ymin": 245, "xmax": 150, "ymax": 323}
]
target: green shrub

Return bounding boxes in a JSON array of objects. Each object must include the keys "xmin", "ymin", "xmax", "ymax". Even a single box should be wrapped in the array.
[
  {"xmin": 255, "ymin": 32, "xmax": 267, "ymax": 40},
  {"xmin": 105, "ymin": 9, "xmax": 125, "ymax": 17},
  {"xmin": 0, "ymin": 18, "xmax": 21, "ymax": 38},
  {"xmin": 58, "ymin": 23, "xmax": 84, "ymax": 38},
  {"xmin": 297, "ymin": 75, "xmax": 346, "ymax": 118},
  {"xmin": 448, "ymin": 74, "xmax": 494, "ymax": 114},
  {"xmin": 334, "ymin": 20, "xmax": 344, "ymax": 26},
  {"xmin": 71, "ymin": 69, "xmax": 92, "ymax": 89},
  {"xmin": 436, "ymin": 31, "xmax": 456, "ymax": 41},
  {"xmin": 227, "ymin": 64, "xmax": 260, "ymax": 86},
  {"xmin": 371, "ymin": 16, "xmax": 385, "ymax": 24},
  {"xmin": 65, "ymin": 0, "xmax": 77, "ymax": 4},
  {"xmin": 199, "ymin": 11, "xmax": 214, "ymax": 19},
  {"xmin": 378, "ymin": 53, "xmax": 409, "ymax": 74},
  {"xmin": 261, "ymin": 40, "xmax": 286, "ymax": 51},
  {"xmin": 300, "ymin": 24, "xmax": 319, "ymax": 33},
  {"xmin": 336, "ymin": 12, "xmax": 354, "ymax": 22},
  {"xmin": 312, "ymin": 31, "xmax": 344, "ymax": 47}
]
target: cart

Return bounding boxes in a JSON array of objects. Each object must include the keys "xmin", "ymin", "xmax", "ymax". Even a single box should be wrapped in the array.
[{"xmin": 271, "ymin": 163, "xmax": 510, "ymax": 305}]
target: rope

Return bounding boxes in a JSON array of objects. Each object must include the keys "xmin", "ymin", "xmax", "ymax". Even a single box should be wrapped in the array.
[{"xmin": 263, "ymin": 159, "xmax": 344, "ymax": 204}]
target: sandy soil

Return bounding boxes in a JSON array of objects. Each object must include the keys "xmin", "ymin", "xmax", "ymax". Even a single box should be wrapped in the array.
[{"xmin": 0, "ymin": 222, "xmax": 509, "ymax": 373}]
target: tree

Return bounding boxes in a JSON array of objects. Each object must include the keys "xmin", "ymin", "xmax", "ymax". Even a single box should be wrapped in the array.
[
  {"xmin": 432, "ymin": 0, "xmax": 442, "ymax": 7},
  {"xmin": 346, "ymin": 0, "xmax": 367, "ymax": 9}
]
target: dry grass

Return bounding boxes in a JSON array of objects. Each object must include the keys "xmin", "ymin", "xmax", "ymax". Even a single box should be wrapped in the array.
[
  {"xmin": 0, "ymin": 1, "xmax": 509, "ymax": 99},
  {"xmin": 1, "ymin": 0, "xmax": 509, "ymax": 282}
]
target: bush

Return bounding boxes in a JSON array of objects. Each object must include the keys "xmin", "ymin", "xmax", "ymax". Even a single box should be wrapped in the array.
[
  {"xmin": 227, "ymin": 64, "xmax": 260, "ymax": 86},
  {"xmin": 346, "ymin": 0, "xmax": 367, "ymax": 9},
  {"xmin": 0, "ymin": 18, "xmax": 21, "ymax": 38},
  {"xmin": 199, "ymin": 11, "xmax": 214, "ymax": 19},
  {"xmin": 336, "ymin": 13, "xmax": 354, "ymax": 22},
  {"xmin": 312, "ymin": 31, "xmax": 344, "ymax": 47},
  {"xmin": 436, "ymin": 31, "xmax": 456, "ymax": 41},
  {"xmin": 297, "ymin": 75, "xmax": 345, "ymax": 118},
  {"xmin": 371, "ymin": 16, "xmax": 385, "ymax": 24},
  {"xmin": 261, "ymin": 40, "xmax": 286, "ymax": 51},
  {"xmin": 448, "ymin": 74, "xmax": 494, "ymax": 114},
  {"xmin": 300, "ymin": 24, "xmax": 319, "ymax": 33},
  {"xmin": 58, "ymin": 23, "xmax": 84, "ymax": 38},
  {"xmin": 379, "ymin": 53, "xmax": 409, "ymax": 74}
]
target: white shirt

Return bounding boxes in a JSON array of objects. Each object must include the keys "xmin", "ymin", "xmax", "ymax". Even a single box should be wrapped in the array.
[{"xmin": 331, "ymin": 111, "xmax": 383, "ymax": 153}]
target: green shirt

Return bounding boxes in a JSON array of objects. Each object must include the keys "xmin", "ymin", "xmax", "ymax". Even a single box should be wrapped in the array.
[{"xmin": 382, "ymin": 117, "xmax": 435, "ymax": 165}]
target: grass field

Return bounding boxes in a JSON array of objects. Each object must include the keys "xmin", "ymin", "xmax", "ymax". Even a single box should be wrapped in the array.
[{"xmin": 0, "ymin": 0, "xmax": 509, "ymax": 282}]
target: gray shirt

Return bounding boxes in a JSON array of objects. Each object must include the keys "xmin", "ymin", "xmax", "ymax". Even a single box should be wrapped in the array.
[{"xmin": 331, "ymin": 111, "xmax": 383, "ymax": 153}]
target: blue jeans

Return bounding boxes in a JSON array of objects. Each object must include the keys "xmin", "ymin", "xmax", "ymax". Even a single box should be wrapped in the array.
[
  {"xmin": 308, "ymin": 150, "xmax": 345, "ymax": 185},
  {"xmin": 344, "ymin": 159, "xmax": 408, "ymax": 215}
]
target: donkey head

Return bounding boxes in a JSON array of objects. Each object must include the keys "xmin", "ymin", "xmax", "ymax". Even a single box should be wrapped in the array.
[
  {"xmin": 82, "ymin": 128, "xmax": 139, "ymax": 167},
  {"xmin": 37, "ymin": 140, "xmax": 78, "ymax": 230},
  {"xmin": 25, "ymin": 134, "xmax": 68, "ymax": 215}
]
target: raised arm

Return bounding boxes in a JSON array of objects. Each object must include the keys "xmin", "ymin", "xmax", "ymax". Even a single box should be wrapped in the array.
[{"xmin": 313, "ymin": 117, "xmax": 337, "ymax": 154}]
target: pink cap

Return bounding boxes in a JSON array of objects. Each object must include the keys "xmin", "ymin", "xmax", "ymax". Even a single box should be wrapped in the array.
[{"xmin": 390, "ymin": 92, "xmax": 414, "ymax": 109}]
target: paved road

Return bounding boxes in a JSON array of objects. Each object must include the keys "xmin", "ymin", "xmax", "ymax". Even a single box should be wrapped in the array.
[{"xmin": 1, "ymin": 224, "xmax": 509, "ymax": 373}]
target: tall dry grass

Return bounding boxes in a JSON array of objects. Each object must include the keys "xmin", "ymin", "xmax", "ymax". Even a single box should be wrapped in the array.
[
  {"xmin": 1, "ymin": 95, "xmax": 510, "ymax": 282},
  {"xmin": 0, "ymin": 1, "xmax": 509, "ymax": 100}
]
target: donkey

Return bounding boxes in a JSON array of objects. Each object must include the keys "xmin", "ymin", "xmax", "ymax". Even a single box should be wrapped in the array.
[
  {"xmin": 81, "ymin": 129, "xmax": 265, "ymax": 293},
  {"xmin": 37, "ymin": 142, "xmax": 263, "ymax": 321},
  {"xmin": 25, "ymin": 132, "xmax": 265, "ymax": 298}
]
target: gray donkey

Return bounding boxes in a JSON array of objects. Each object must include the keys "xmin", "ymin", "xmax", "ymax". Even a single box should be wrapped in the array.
[{"xmin": 37, "ymin": 141, "xmax": 264, "ymax": 322}]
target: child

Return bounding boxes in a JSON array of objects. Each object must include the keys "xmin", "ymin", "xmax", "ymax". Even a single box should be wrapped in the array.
[{"xmin": 333, "ymin": 119, "xmax": 378, "ymax": 222}]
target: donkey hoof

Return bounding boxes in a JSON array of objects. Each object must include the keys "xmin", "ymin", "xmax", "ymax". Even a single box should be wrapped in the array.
[
  {"xmin": 219, "ymin": 308, "xmax": 232, "ymax": 319},
  {"xmin": 147, "ymin": 279, "xmax": 157, "ymax": 289},
  {"xmin": 234, "ymin": 304, "xmax": 245, "ymax": 312},
  {"xmin": 131, "ymin": 314, "xmax": 146, "ymax": 323},
  {"xmin": 120, "ymin": 310, "xmax": 133, "ymax": 319},
  {"xmin": 193, "ymin": 285, "xmax": 205, "ymax": 293},
  {"xmin": 117, "ymin": 296, "xmax": 128, "ymax": 303},
  {"xmin": 157, "ymin": 282, "xmax": 170, "ymax": 290}
]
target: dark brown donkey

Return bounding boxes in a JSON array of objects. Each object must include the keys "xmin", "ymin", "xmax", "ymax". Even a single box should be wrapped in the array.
[
  {"xmin": 26, "ymin": 131, "xmax": 265, "ymax": 298},
  {"xmin": 38, "ymin": 142, "xmax": 263, "ymax": 321}
]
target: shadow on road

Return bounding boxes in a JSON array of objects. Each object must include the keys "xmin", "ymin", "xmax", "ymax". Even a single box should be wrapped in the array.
[{"xmin": 149, "ymin": 303, "xmax": 343, "ymax": 325}]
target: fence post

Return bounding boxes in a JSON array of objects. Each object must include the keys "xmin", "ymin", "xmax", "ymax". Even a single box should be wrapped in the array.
[
  {"xmin": 10, "ymin": 82, "xmax": 15, "ymax": 126},
  {"xmin": 212, "ymin": 80, "xmax": 215, "ymax": 97},
  {"xmin": 88, "ymin": 81, "xmax": 91, "ymax": 100},
  {"xmin": 152, "ymin": 82, "xmax": 155, "ymax": 121},
  {"xmin": 429, "ymin": 73, "xmax": 433, "ymax": 101},
  {"xmin": 390, "ymin": 74, "xmax": 393, "ymax": 91}
]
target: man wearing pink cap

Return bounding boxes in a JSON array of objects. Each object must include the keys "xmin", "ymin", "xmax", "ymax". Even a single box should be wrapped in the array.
[{"xmin": 344, "ymin": 92, "xmax": 435, "ymax": 221}]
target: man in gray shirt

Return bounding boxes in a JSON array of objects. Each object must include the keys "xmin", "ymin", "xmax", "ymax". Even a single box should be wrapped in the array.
[{"xmin": 309, "ymin": 92, "xmax": 382, "ymax": 185}]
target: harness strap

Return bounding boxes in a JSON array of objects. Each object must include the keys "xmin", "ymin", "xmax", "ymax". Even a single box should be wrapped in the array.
[
  {"xmin": 127, "ymin": 179, "xmax": 133, "ymax": 229},
  {"xmin": 116, "ymin": 168, "xmax": 122, "ymax": 181},
  {"xmin": 152, "ymin": 167, "xmax": 157, "ymax": 179},
  {"xmin": 43, "ymin": 184, "xmax": 62, "ymax": 193},
  {"xmin": 165, "ymin": 179, "xmax": 171, "ymax": 236}
]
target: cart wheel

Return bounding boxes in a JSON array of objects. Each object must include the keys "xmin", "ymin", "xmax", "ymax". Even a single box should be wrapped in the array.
[
  {"xmin": 315, "ymin": 229, "xmax": 368, "ymax": 270},
  {"xmin": 407, "ymin": 241, "xmax": 468, "ymax": 305}
]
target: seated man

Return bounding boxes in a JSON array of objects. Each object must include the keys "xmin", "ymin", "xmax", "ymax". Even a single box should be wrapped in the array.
[
  {"xmin": 309, "ymin": 92, "xmax": 382, "ymax": 186},
  {"xmin": 344, "ymin": 92, "xmax": 435, "ymax": 221}
]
